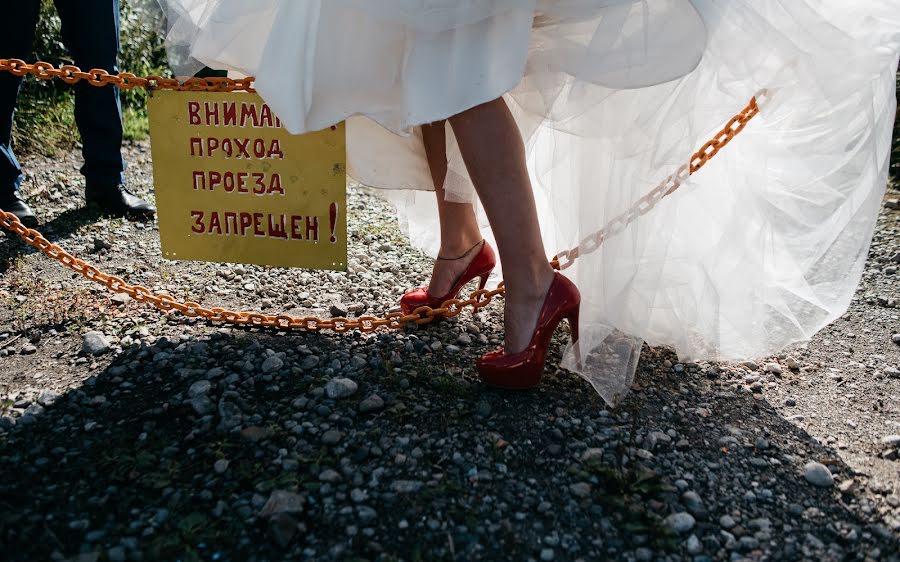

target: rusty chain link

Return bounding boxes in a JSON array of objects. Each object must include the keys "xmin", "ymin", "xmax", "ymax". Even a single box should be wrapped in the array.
[
  {"xmin": 0, "ymin": 62, "xmax": 765, "ymax": 332},
  {"xmin": 0, "ymin": 58, "xmax": 256, "ymax": 92}
]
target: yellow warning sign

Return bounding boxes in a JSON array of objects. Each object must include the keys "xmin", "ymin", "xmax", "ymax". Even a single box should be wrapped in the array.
[{"xmin": 148, "ymin": 91, "xmax": 347, "ymax": 271}]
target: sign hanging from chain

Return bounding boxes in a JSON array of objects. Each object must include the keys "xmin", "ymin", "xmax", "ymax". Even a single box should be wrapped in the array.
[{"xmin": 148, "ymin": 91, "xmax": 347, "ymax": 271}]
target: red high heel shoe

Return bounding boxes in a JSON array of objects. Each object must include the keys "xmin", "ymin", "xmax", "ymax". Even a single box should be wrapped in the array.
[
  {"xmin": 400, "ymin": 240, "xmax": 497, "ymax": 315},
  {"xmin": 477, "ymin": 272, "xmax": 580, "ymax": 389}
]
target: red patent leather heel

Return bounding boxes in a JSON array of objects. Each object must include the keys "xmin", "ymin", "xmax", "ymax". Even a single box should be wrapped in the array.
[
  {"xmin": 477, "ymin": 272, "xmax": 580, "ymax": 389},
  {"xmin": 400, "ymin": 240, "xmax": 497, "ymax": 315}
]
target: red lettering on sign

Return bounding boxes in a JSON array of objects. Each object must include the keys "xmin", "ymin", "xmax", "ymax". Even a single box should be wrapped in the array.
[
  {"xmin": 188, "ymin": 101, "xmax": 201, "ymax": 125},
  {"xmin": 223, "ymin": 102, "xmax": 237, "ymax": 127},
  {"xmin": 191, "ymin": 211, "xmax": 205, "ymax": 233}
]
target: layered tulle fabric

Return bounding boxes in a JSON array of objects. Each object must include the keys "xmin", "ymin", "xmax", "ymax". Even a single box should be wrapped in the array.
[{"xmin": 156, "ymin": 0, "xmax": 900, "ymax": 404}]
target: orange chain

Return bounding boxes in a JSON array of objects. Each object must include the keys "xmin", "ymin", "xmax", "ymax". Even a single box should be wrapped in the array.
[
  {"xmin": 0, "ymin": 61, "xmax": 766, "ymax": 332},
  {"xmin": 0, "ymin": 58, "xmax": 255, "ymax": 92}
]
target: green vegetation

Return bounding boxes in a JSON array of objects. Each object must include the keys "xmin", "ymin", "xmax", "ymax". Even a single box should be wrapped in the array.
[{"xmin": 11, "ymin": 0, "xmax": 168, "ymax": 155}]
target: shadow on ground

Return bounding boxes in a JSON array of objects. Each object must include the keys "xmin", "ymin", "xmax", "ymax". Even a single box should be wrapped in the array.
[{"xmin": 1, "ymin": 325, "xmax": 897, "ymax": 561}]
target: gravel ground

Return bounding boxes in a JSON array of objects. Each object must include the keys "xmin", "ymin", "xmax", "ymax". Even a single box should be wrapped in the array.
[{"xmin": 0, "ymin": 141, "xmax": 898, "ymax": 562}]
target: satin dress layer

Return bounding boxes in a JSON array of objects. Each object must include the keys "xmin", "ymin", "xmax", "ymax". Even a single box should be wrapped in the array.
[{"xmin": 157, "ymin": 0, "xmax": 900, "ymax": 404}]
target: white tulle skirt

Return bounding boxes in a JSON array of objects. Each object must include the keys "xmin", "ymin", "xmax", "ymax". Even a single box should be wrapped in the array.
[{"xmin": 157, "ymin": 0, "xmax": 900, "ymax": 404}]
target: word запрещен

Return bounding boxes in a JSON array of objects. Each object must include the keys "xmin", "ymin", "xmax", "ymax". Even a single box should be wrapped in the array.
[{"xmin": 184, "ymin": 99, "xmax": 328, "ymax": 243}]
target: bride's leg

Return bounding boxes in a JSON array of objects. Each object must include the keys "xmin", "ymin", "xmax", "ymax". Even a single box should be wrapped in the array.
[
  {"xmin": 421, "ymin": 121, "xmax": 484, "ymax": 296},
  {"xmin": 447, "ymin": 98, "xmax": 556, "ymax": 353}
]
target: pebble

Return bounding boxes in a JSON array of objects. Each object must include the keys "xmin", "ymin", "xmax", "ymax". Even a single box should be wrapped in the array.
[
  {"xmin": 325, "ymin": 377, "xmax": 358, "ymax": 399},
  {"xmin": 261, "ymin": 355, "xmax": 284, "ymax": 373},
  {"xmin": 540, "ymin": 548, "xmax": 555, "ymax": 561},
  {"xmin": 321, "ymin": 430, "xmax": 343, "ymax": 445},
  {"xmin": 569, "ymin": 483, "xmax": 591, "ymax": 498},
  {"xmin": 319, "ymin": 469, "xmax": 341, "ymax": 483},
  {"xmin": 36, "ymin": 389, "xmax": 60, "ymax": 407},
  {"xmin": 686, "ymin": 534, "xmax": 702, "ymax": 555},
  {"xmin": 81, "ymin": 331, "xmax": 111, "ymax": 355},
  {"xmin": 214, "ymin": 459, "xmax": 229, "ymax": 474},
  {"xmin": 188, "ymin": 380, "xmax": 211, "ymax": 397},
  {"xmin": 720, "ymin": 515, "xmax": 736, "ymax": 529},
  {"xmin": 190, "ymin": 395, "xmax": 214, "ymax": 416},
  {"xmin": 765, "ymin": 362, "xmax": 783, "ymax": 375},
  {"xmin": 665, "ymin": 512, "xmax": 696, "ymax": 534},
  {"xmin": 879, "ymin": 435, "xmax": 900, "ymax": 447},
  {"xmin": 803, "ymin": 462, "xmax": 835, "ymax": 488},
  {"xmin": 359, "ymin": 394, "xmax": 385, "ymax": 413}
]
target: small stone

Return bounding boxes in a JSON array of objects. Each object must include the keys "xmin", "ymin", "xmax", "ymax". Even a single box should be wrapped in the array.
[
  {"xmin": 686, "ymin": 534, "xmax": 703, "ymax": 555},
  {"xmin": 214, "ymin": 459, "xmax": 229, "ymax": 474},
  {"xmin": 391, "ymin": 480, "xmax": 423, "ymax": 493},
  {"xmin": 879, "ymin": 435, "xmax": 900, "ymax": 447},
  {"xmin": 786, "ymin": 357, "xmax": 800, "ymax": 370},
  {"xmin": 190, "ymin": 395, "xmax": 214, "ymax": 416},
  {"xmin": 681, "ymin": 491, "xmax": 704, "ymax": 515},
  {"xmin": 359, "ymin": 394, "xmax": 385, "ymax": 413},
  {"xmin": 803, "ymin": 462, "xmax": 834, "ymax": 488},
  {"xmin": 217, "ymin": 400, "xmax": 243, "ymax": 430},
  {"xmin": 664, "ymin": 512, "xmax": 695, "ymax": 534},
  {"xmin": 892, "ymin": 333, "xmax": 900, "ymax": 344},
  {"xmin": 329, "ymin": 303, "xmax": 348, "ymax": 317},
  {"xmin": 569, "ymin": 482, "xmax": 591, "ymax": 498},
  {"xmin": 36, "ymin": 389, "xmax": 61, "ymax": 407},
  {"xmin": 111, "ymin": 293, "xmax": 131, "ymax": 306},
  {"xmin": 838, "ymin": 480, "xmax": 857, "ymax": 494},
  {"xmin": 784, "ymin": 398, "xmax": 797, "ymax": 407},
  {"xmin": 241, "ymin": 425, "xmax": 274, "ymax": 443},
  {"xmin": 261, "ymin": 355, "xmax": 284, "ymax": 373},
  {"xmin": 319, "ymin": 469, "xmax": 341, "ymax": 483},
  {"xmin": 325, "ymin": 377, "xmax": 358, "ymax": 399},
  {"xmin": 885, "ymin": 367, "xmax": 900, "ymax": 378},
  {"xmin": 765, "ymin": 362, "xmax": 783, "ymax": 375},
  {"xmin": 259, "ymin": 490, "xmax": 305, "ymax": 517},
  {"xmin": 321, "ymin": 430, "xmax": 343, "ymax": 446},
  {"xmin": 719, "ymin": 515, "xmax": 736, "ymax": 529},
  {"xmin": 300, "ymin": 355, "xmax": 320, "ymax": 370},
  {"xmin": 107, "ymin": 546, "xmax": 126, "ymax": 562},
  {"xmin": 540, "ymin": 548, "xmax": 555, "ymax": 561},
  {"xmin": 24, "ymin": 403, "xmax": 44, "ymax": 416},
  {"xmin": 20, "ymin": 344, "xmax": 37, "ymax": 355},
  {"xmin": 188, "ymin": 380, "xmax": 211, "ymax": 397},
  {"xmin": 476, "ymin": 401, "xmax": 492, "ymax": 418},
  {"xmin": 81, "ymin": 332, "xmax": 111, "ymax": 355}
]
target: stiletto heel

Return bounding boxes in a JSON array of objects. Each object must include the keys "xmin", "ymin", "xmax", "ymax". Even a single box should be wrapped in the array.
[
  {"xmin": 567, "ymin": 309, "xmax": 580, "ymax": 343},
  {"xmin": 400, "ymin": 240, "xmax": 497, "ymax": 315},
  {"xmin": 477, "ymin": 272, "xmax": 580, "ymax": 389}
]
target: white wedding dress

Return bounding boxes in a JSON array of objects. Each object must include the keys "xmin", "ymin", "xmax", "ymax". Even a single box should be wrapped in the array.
[{"xmin": 155, "ymin": 0, "xmax": 900, "ymax": 404}]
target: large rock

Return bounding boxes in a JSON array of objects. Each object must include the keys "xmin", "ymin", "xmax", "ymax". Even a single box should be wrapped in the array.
[
  {"xmin": 803, "ymin": 462, "xmax": 835, "ymax": 488},
  {"xmin": 665, "ymin": 512, "xmax": 696, "ymax": 534},
  {"xmin": 325, "ymin": 377, "xmax": 358, "ymax": 399},
  {"xmin": 81, "ymin": 332, "xmax": 111, "ymax": 355}
]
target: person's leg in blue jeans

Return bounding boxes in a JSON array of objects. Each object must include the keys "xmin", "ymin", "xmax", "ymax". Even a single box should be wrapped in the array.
[
  {"xmin": 0, "ymin": 0, "xmax": 41, "ymax": 226},
  {"xmin": 55, "ymin": 0, "xmax": 154, "ymax": 218}
]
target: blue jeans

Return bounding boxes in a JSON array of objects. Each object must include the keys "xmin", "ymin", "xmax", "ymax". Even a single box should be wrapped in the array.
[{"xmin": 0, "ymin": 0, "xmax": 125, "ymax": 196}]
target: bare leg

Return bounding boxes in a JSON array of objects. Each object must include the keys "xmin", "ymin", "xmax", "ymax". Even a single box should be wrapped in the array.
[
  {"xmin": 448, "ymin": 98, "xmax": 555, "ymax": 353},
  {"xmin": 421, "ymin": 121, "xmax": 484, "ymax": 296}
]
